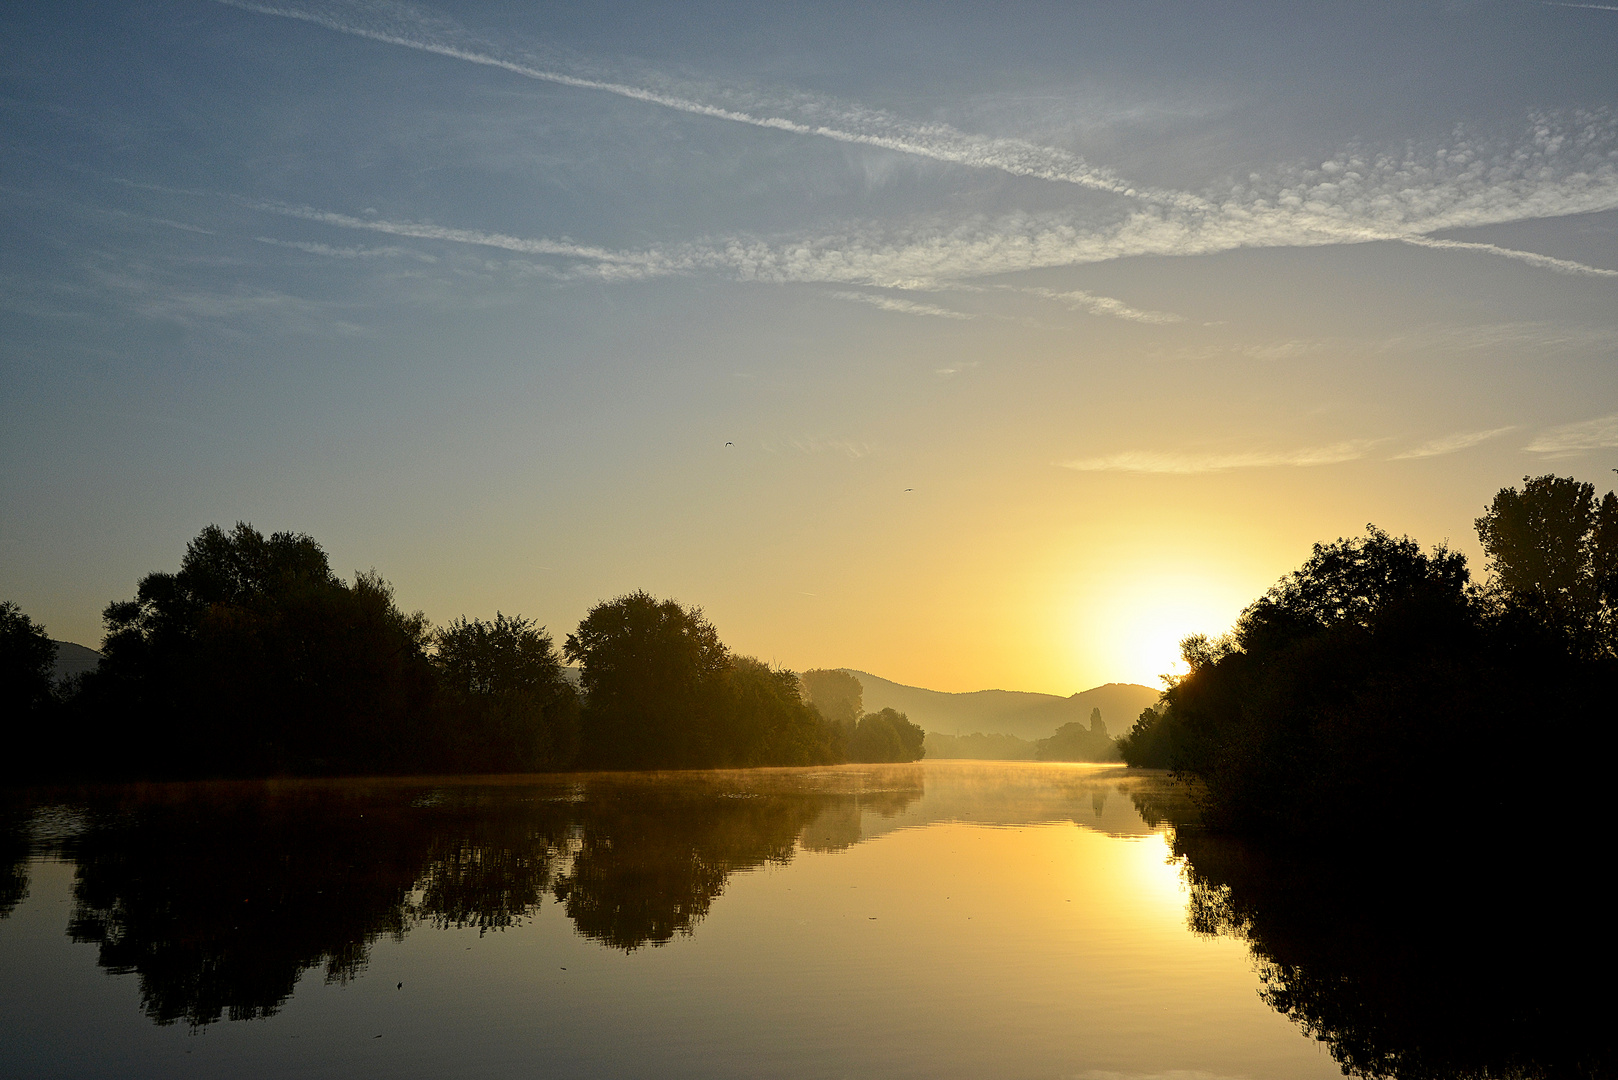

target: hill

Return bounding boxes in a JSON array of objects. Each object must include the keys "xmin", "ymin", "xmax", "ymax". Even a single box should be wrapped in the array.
[
  {"xmin": 843, "ymin": 670, "xmax": 1160, "ymax": 742},
  {"xmin": 52, "ymin": 641, "xmax": 102, "ymax": 682}
]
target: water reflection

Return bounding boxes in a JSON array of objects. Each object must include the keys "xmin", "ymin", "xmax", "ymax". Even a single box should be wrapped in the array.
[
  {"xmin": 1135, "ymin": 788, "xmax": 1612, "ymax": 1080},
  {"xmin": 3, "ymin": 769, "xmax": 941, "ymax": 1025}
]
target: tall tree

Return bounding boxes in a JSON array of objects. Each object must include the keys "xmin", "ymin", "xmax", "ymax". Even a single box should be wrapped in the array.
[
  {"xmin": 1475, "ymin": 475, "xmax": 1599, "ymax": 629},
  {"xmin": 434, "ymin": 613, "xmax": 578, "ymax": 771},
  {"xmin": 0, "ymin": 601, "xmax": 56, "ymax": 720},
  {"xmin": 799, "ymin": 668, "xmax": 863, "ymax": 731},
  {"xmin": 1, "ymin": 601, "xmax": 58, "ymax": 782},
  {"xmin": 564, "ymin": 592, "xmax": 731, "ymax": 769},
  {"xmin": 81, "ymin": 523, "xmax": 439, "ymax": 778}
]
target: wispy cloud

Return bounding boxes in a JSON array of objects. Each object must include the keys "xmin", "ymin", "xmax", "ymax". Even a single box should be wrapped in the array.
[
  {"xmin": 248, "ymin": 200, "xmax": 656, "ymax": 266},
  {"xmin": 763, "ymin": 435, "xmax": 874, "ymax": 458},
  {"xmin": 1525, "ymin": 413, "xmax": 1618, "ymax": 455},
  {"xmin": 254, "ymin": 236, "xmax": 435, "ymax": 261},
  {"xmin": 828, "ymin": 290, "xmax": 975, "ymax": 319},
  {"xmin": 1060, "ymin": 440, "xmax": 1382, "ymax": 474},
  {"xmin": 1398, "ymin": 236, "xmax": 1617, "ymax": 278},
  {"xmin": 1391, "ymin": 426, "xmax": 1515, "ymax": 460},
  {"xmin": 1014, "ymin": 286, "xmax": 1182, "ymax": 324},
  {"xmin": 214, "ymin": 0, "xmax": 1170, "ymax": 202}
]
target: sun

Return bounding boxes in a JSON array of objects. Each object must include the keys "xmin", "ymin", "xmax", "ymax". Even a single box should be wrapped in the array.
[{"xmin": 1069, "ymin": 569, "xmax": 1251, "ymax": 690}]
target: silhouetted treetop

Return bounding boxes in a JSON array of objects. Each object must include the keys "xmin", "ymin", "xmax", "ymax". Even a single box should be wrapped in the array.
[
  {"xmin": 1476, "ymin": 474, "xmax": 1618, "ymax": 654},
  {"xmin": 799, "ymin": 668, "xmax": 863, "ymax": 729},
  {"xmin": 1, "ymin": 601, "xmax": 56, "ymax": 723}
]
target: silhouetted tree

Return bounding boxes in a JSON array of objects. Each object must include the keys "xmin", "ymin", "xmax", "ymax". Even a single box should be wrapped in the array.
[
  {"xmin": 1476, "ymin": 474, "xmax": 1618, "ymax": 655},
  {"xmin": 72, "ymin": 523, "xmax": 440, "ymax": 778},
  {"xmin": 1034, "ymin": 706, "xmax": 1120, "ymax": 762},
  {"xmin": 848, "ymin": 708, "xmax": 924, "ymax": 763},
  {"xmin": 799, "ymin": 668, "xmax": 863, "ymax": 730},
  {"xmin": 565, "ymin": 591, "xmax": 731, "ymax": 768},
  {"xmin": 434, "ymin": 613, "xmax": 579, "ymax": 771},
  {"xmin": 1, "ymin": 602, "xmax": 57, "ymax": 782},
  {"xmin": 564, "ymin": 593, "xmax": 845, "ymax": 769},
  {"xmin": 720, "ymin": 656, "xmax": 845, "ymax": 766}
]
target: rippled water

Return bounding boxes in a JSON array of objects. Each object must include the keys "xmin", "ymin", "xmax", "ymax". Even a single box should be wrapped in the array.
[{"xmin": 0, "ymin": 762, "xmax": 1432, "ymax": 1078}]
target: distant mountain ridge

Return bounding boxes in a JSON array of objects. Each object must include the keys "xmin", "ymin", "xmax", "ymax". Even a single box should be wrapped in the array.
[
  {"xmin": 843, "ymin": 669, "xmax": 1160, "ymax": 742},
  {"xmin": 52, "ymin": 641, "xmax": 102, "ymax": 682}
]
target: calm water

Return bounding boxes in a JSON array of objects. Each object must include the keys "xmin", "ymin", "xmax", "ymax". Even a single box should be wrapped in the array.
[{"xmin": 0, "ymin": 762, "xmax": 1594, "ymax": 1079}]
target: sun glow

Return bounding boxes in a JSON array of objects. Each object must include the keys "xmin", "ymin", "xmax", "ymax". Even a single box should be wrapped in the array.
[{"xmin": 1068, "ymin": 566, "xmax": 1252, "ymax": 690}]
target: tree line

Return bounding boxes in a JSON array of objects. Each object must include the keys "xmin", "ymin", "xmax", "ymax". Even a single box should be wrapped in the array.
[
  {"xmin": 1118, "ymin": 472, "xmax": 1618, "ymax": 839},
  {"xmin": 1, "ymin": 523, "xmax": 922, "ymax": 782}
]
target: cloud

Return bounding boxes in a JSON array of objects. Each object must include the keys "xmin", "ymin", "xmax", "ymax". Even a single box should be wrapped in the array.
[
  {"xmin": 1525, "ymin": 412, "xmax": 1618, "ymax": 455},
  {"xmin": 254, "ymin": 236, "xmax": 435, "ymax": 261},
  {"xmin": 1398, "ymin": 236, "xmax": 1617, "ymax": 278},
  {"xmin": 828, "ymin": 290, "xmax": 975, "ymax": 319},
  {"xmin": 214, "ymin": 0, "xmax": 1170, "ymax": 201},
  {"xmin": 764, "ymin": 436, "xmax": 873, "ymax": 458},
  {"xmin": 247, "ymin": 200, "xmax": 657, "ymax": 266},
  {"xmin": 1059, "ymin": 441, "xmax": 1382, "ymax": 474},
  {"xmin": 1014, "ymin": 286, "xmax": 1182, "ymax": 324},
  {"xmin": 1391, "ymin": 426, "xmax": 1516, "ymax": 460}
]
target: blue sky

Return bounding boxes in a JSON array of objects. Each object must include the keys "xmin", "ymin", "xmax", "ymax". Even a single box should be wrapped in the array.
[{"xmin": 3, "ymin": 0, "xmax": 1616, "ymax": 691}]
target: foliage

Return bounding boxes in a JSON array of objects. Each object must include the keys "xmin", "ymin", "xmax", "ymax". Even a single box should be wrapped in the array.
[
  {"xmin": 1475, "ymin": 473, "xmax": 1618, "ymax": 655},
  {"xmin": 434, "ymin": 613, "xmax": 579, "ymax": 772},
  {"xmin": 565, "ymin": 591, "xmax": 843, "ymax": 768},
  {"xmin": 848, "ymin": 708, "xmax": 925, "ymax": 763},
  {"xmin": 721, "ymin": 656, "xmax": 846, "ymax": 766},
  {"xmin": 1116, "ymin": 706, "xmax": 1176, "ymax": 768},
  {"xmin": 1, "ymin": 602, "xmax": 58, "ymax": 781},
  {"xmin": 1120, "ymin": 482, "xmax": 1617, "ymax": 839},
  {"xmin": 923, "ymin": 730, "xmax": 1036, "ymax": 760},
  {"xmin": 799, "ymin": 668, "xmax": 863, "ymax": 729},
  {"xmin": 1034, "ymin": 706, "xmax": 1120, "ymax": 762},
  {"xmin": 564, "ymin": 591, "xmax": 732, "ymax": 768},
  {"xmin": 70, "ymin": 523, "xmax": 441, "ymax": 778}
]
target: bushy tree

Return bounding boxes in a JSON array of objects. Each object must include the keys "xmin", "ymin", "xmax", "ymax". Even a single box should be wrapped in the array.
[
  {"xmin": 434, "ymin": 613, "xmax": 579, "ymax": 771},
  {"xmin": 848, "ymin": 708, "xmax": 925, "ymax": 763},
  {"xmin": 76, "ymin": 523, "xmax": 440, "ymax": 778},
  {"xmin": 1476, "ymin": 474, "xmax": 1618, "ymax": 655},
  {"xmin": 721, "ymin": 657, "xmax": 844, "ymax": 766},
  {"xmin": 1, "ymin": 601, "xmax": 58, "ymax": 781},
  {"xmin": 1034, "ymin": 706, "xmax": 1120, "ymax": 762},
  {"xmin": 565, "ymin": 593, "xmax": 844, "ymax": 768},
  {"xmin": 565, "ymin": 591, "xmax": 732, "ymax": 769},
  {"xmin": 1, "ymin": 601, "xmax": 56, "ymax": 718},
  {"xmin": 1133, "ymin": 527, "xmax": 1481, "ymax": 834},
  {"xmin": 799, "ymin": 669, "xmax": 863, "ymax": 730}
]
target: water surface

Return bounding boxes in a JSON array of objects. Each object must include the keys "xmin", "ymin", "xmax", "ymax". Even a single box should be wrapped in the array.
[{"xmin": 0, "ymin": 761, "xmax": 1540, "ymax": 1079}]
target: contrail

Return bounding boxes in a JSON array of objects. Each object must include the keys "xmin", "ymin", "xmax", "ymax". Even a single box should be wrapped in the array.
[
  {"xmin": 1542, "ymin": 2, "xmax": 1618, "ymax": 11},
  {"xmin": 1398, "ymin": 236, "xmax": 1618, "ymax": 278},
  {"xmin": 212, "ymin": 0, "xmax": 1201, "ymax": 205},
  {"xmin": 246, "ymin": 199, "xmax": 659, "ymax": 264}
]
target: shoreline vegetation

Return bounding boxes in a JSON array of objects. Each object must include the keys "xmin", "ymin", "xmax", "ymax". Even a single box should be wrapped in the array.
[
  {"xmin": 1, "ymin": 530, "xmax": 924, "ymax": 783},
  {"xmin": 1116, "ymin": 472, "xmax": 1616, "ymax": 842},
  {"xmin": 1105, "ymin": 471, "xmax": 1617, "ymax": 1079}
]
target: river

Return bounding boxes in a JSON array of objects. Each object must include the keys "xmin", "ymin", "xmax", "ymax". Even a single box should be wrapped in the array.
[{"xmin": 0, "ymin": 761, "xmax": 1601, "ymax": 1079}]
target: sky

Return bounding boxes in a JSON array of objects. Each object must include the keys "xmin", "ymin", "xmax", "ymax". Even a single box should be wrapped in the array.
[{"xmin": 2, "ymin": 0, "xmax": 1616, "ymax": 694}]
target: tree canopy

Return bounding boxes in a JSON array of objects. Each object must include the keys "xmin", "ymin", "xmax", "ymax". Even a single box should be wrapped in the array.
[{"xmin": 1119, "ymin": 475, "xmax": 1616, "ymax": 840}]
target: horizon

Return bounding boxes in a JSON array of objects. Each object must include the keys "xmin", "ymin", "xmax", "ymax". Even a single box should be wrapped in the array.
[{"xmin": 3, "ymin": 0, "xmax": 1616, "ymax": 692}]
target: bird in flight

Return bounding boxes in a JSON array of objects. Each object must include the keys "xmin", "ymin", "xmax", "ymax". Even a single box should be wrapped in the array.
[{"xmin": 725, "ymin": 442, "xmax": 733, "ymax": 447}]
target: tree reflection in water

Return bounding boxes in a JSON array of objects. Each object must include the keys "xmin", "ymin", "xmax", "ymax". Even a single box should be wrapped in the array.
[
  {"xmin": 9, "ymin": 771, "xmax": 923, "ymax": 1026},
  {"xmin": 1134, "ymin": 787, "xmax": 1612, "ymax": 1080}
]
